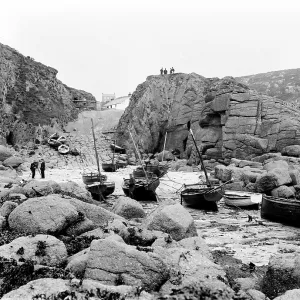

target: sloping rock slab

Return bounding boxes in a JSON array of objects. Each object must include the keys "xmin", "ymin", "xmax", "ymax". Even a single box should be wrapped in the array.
[
  {"xmin": 59, "ymin": 181, "xmax": 94, "ymax": 203},
  {"xmin": 84, "ymin": 239, "xmax": 169, "ymax": 291},
  {"xmin": 112, "ymin": 196, "xmax": 146, "ymax": 219},
  {"xmin": 22, "ymin": 180, "xmax": 61, "ymax": 197}
]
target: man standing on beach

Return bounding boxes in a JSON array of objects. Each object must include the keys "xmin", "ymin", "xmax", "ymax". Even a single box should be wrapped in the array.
[
  {"xmin": 40, "ymin": 159, "xmax": 46, "ymax": 179},
  {"xmin": 30, "ymin": 161, "xmax": 38, "ymax": 179}
]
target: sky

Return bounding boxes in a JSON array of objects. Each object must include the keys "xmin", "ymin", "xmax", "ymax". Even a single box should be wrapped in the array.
[{"xmin": 1, "ymin": 0, "xmax": 300, "ymax": 102}]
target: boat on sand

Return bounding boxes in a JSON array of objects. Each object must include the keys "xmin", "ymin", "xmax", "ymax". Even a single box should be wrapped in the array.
[{"xmin": 224, "ymin": 191, "xmax": 262, "ymax": 209}]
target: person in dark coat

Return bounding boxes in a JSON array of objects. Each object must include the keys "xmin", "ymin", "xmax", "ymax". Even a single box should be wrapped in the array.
[
  {"xmin": 170, "ymin": 68, "xmax": 173, "ymax": 74},
  {"xmin": 40, "ymin": 159, "xmax": 46, "ymax": 179},
  {"xmin": 30, "ymin": 161, "xmax": 38, "ymax": 179},
  {"xmin": 160, "ymin": 68, "xmax": 163, "ymax": 75},
  {"xmin": 164, "ymin": 68, "xmax": 167, "ymax": 74},
  {"xmin": 171, "ymin": 67, "xmax": 175, "ymax": 74}
]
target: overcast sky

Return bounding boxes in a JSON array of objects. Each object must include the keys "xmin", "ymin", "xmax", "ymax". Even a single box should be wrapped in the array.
[{"xmin": 1, "ymin": 0, "xmax": 300, "ymax": 101}]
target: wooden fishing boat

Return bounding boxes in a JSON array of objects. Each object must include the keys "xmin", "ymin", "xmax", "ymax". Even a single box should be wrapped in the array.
[
  {"xmin": 122, "ymin": 176, "xmax": 160, "ymax": 201},
  {"xmin": 82, "ymin": 172, "xmax": 107, "ymax": 185},
  {"xmin": 49, "ymin": 132, "xmax": 59, "ymax": 140},
  {"xmin": 110, "ymin": 143, "xmax": 126, "ymax": 154},
  {"xmin": 102, "ymin": 162, "xmax": 118, "ymax": 172},
  {"xmin": 116, "ymin": 161, "xmax": 127, "ymax": 169},
  {"xmin": 58, "ymin": 144, "xmax": 70, "ymax": 155},
  {"xmin": 261, "ymin": 195, "xmax": 300, "ymax": 227},
  {"xmin": 181, "ymin": 184, "xmax": 225, "ymax": 211},
  {"xmin": 224, "ymin": 191, "xmax": 262, "ymax": 209},
  {"xmin": 86, "ymin": 181, "xmax": 115, "ymax": 199}
]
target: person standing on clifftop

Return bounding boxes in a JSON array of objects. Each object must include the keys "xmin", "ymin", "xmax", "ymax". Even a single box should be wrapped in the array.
[
  {"xmin": 171, "ymin": 67, "xmax": 175, "ymax": 74},
  {"xmin": 164, "ymin": 68, "xmax": 167, "ymax": 74},
  {"xmin": 160, "ymin": 68, "xmax": 163, "ymax": 75},
  {"xmin": 40, "ymin": 159, "xmax": 46, "ymax": 179}
]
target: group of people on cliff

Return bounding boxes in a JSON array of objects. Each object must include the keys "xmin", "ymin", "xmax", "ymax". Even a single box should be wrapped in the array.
[
  {"xmin": 160, "ymin": 67, "xmax": 175, "ymax": 75},
  {"xmin": 30, "ymin": 159, "xmax": 46, "ymax": 179}
]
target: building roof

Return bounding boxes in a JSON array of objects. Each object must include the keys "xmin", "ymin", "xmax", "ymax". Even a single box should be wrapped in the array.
[{"xmin": 104, "ymin": 95, "xmax": 130, "ymax": 107}]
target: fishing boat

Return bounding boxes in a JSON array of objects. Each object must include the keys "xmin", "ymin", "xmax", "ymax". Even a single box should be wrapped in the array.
[
  {"xmin": 180, "ymin": 121, "xmax": 227, "ymax": 211},
  {"xmin": 102, "ymin": 162, "xmax": 118, "ymax": 172},
  {"xmin": 58, "ymin": 144, "xmax": 70, "ymax": 155},
  {"xmin": 83, "ymin": 119, "xmax": 115, "ymax": 201},
  {"xmin": 82, "ymin": 171, "xmax": 107, "ymax": 185},
  {"xmin": 86, "ymin": 181, "xmax": 115, "ymax": 199},
  {"xmin": 57, "ymin": 136, "xmax": 67, "ymax": 144},
  {"xmin": 110, "ymin": 143, "xmax": 126, "ymax": 154},
  {"xmin": 224, "ymin": 191, "xmax": 262, "ymax": 209},
  {"xmin": 49, "ymin": 132, "xmax": 59, "ymax": 140},
  {"xmin": 181, "ymin": 183, "xmax": 224, "ymax": 211},
  {"xmin": 122, "ymin": 175, "xmax": 160, "ymax": 201},
  {"xmin": 261, "ymin": 195, "xmax": 300, "ymax": 227}
]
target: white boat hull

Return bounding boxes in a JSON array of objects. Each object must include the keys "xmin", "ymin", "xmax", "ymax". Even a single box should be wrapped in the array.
[{"xmin": 224, "ymin": 191, "xmax": 262, "ymax": 207}]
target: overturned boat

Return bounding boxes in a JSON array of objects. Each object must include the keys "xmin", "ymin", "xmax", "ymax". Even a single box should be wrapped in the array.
[
  {"xmin": 261, "ymin": 195, "xmax": 300, "ymax": 227},
  {"xmin": 58, "ymin": 144, "xmax": 69, "ymax": 155},
  {"xmin": 224, "ymin": 191, "xmax": 262, "ymax": 209}
]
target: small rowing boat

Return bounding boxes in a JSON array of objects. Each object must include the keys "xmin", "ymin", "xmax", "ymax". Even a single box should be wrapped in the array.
[
  {"xmin": 224, "ymin": 191, "xmax": 262, "ymax": 209},
  {"xmin": 102, "ymin": 162, "xmax": 118, "ymax": 172},
  {"xmin": 110, "ymin": 143, "xmax": 126, "ymax": 154},
  {"xmin": 261, "ymin": 195, "xmax": 300, "ymax": 227},
  {"xmin": 181, "ymin": 184, "xmax": 224, "ymax": 211},
  {"xmin": 58, "ymin": 144, "xmax": 69, "ymax": 155}
]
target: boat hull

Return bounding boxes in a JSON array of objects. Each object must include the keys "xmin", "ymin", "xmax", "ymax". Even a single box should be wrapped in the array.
[
  {"xmin": 224, "ymin": 191, "xmax": 262, "ymax": 209},
  {"xmin": 86, "ymin": 181, "xmax": 115, "ymax": 199},
  {"xmin": 110, "ymin": 144, "xmax": 126, "ymax": 154},
  {"xmin": 261, "ymin": 195, "xmax": 300, "ymax": 227},
  {"xmin": 181, "ymin": 185, "xmax": 224, "ymax": 211},
  {"xmin": 122, "ymin": 178, "xmax": 159, "ymax": 201},
  {"xmin": 102, "ymin": 163, "xmax": 118, "ymax": 172},
  {"xmin": 82, "ymin": 172, "xmax": 108, "ymax": 185}
]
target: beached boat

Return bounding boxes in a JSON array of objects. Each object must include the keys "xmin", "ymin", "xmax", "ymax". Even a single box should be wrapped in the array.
[
  {"xmin": 102, "ymin": 162, "xmax": 118, "ymax": 172},
  {"xmin": 122, "ymin": 175, "xmax": 160, "ymax": 201},
  {"xmin": 86, "ymin": 181, "xmax": 115, "ymax": 199},
  {"xmin": 58, "ymin": 144, "xmax": 70, "ymax": 155},
  {"xmin": 48, "ymin": 138, "xmax": 62, "ymax": 148},
  {"xmin": 261, "ymin": 195, "xmax": 300, "ymax": 227},
  {"xmin": 82, "ymin": 172, "xmax": 107, "ymax": 185},
  {"xmin": 57, "ymin": 136, "xmax": 67, "ymax": 144},
  {"xmin": 181, "ymin": 184, "xmax": 224, "ymax": 211},
  {"xmin": 110, "ymin": 143, "xmax": 126, "ymax": 154},
  {"xmin": 224, "ymin": 191, "xmax": 262, "ymax": 209},
  {"xmin": 49, "ymin": 132, "xmax": 59, "ymax": 140}
]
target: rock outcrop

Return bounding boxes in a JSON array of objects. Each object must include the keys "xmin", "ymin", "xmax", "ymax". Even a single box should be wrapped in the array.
[
  {"xmin": 116, "ymin": 73, "xmax": 300, "ymax": 160},
  {"xmin": 0, "ymin": 42, "xmax": 96, "ymax": 146}
]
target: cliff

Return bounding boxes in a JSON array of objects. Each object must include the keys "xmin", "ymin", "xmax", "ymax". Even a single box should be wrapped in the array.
[
  {"xmin": 0, "ymin": 42, "xmax": 96, "ymax": 145},
  {"xmin": 116, "ymin": 73, "xmax": 300, "ymax": 161},
  {"xmin": 236, "ymin": 68, "xmax": 300, "ymax": 106}
]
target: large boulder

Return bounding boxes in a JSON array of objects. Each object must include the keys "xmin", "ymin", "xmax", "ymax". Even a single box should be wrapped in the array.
[
  {"xmin": 2, "ymin": 156, "xmax": 23, "ymax": 168},
  {"xmin": 274, "ymin": 289, "xmax": 300, "ymax": 300},
  {"xmin": 271, "ymin": 186, "xmax": 295, "ymax": 198},
  {"xmin": 0, "ymin": 145, "xmax": 12, "ymax": 162},
  {"xmin": 84, "ymin": 239, "xmax": 169, "ymax": 291},
  {"xmin": 1, "ymin": 278, "xmax": 70, "ymax": 300},
  {"xmin": 8, "ymin": 197, "xmax": 80, "ymax": 234},
  {"xmin": 269, "ymin": 168, "xmax": 292, "ymax": 186},
  {"xmin": 144, "ymin": 203, "xmax": 197, "ymax": 241},
  {"xmin": 282, "ymin": 145, "xmax": 300, "ymax": 157},
  {"xmin": 0, "ymin": 235, "xmax": 67, "ymax": 267},
  {"xmin": 112, "ymin": 196, "xmax": 146, "ymax": 219},
  {"xmin": 59, "ymin": 181, "xmax": 94, "ymax": 203},
  {"xmin": 22, "ymin": 180, "xmax": 61, "ymax": 197},
  {"xmin": 263, "ymin": 160, "xmax": 289, "ymax": 171},
  {"xmin": 0, "ymin": 201, "xmax": 18, "ymax": 218},
  {"xmin": 261, "ymin": 252, "xmax": 300, "ymax": 299},
  {"xmin": 66, "ymin": 247, "xmax": 90, "ymax": 278}
]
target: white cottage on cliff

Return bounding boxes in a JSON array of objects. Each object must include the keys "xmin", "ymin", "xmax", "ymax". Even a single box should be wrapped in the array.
[{"xmin": 104, "ymin": 93, "xmax": 131, "ymax": 110}]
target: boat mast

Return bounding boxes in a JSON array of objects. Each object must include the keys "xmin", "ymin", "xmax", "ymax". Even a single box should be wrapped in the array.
[
  {"xmin": 161, "ymin": 131, "xmax": 168, "ymax": 162},
  {"xmin": 129, "ymin": 130, "xmax": 149, "ymax": 183},
  {"xmin": 187, "ymin": 121, "xmax": 211, "ymax": 187},
  {"xmin": 91, "ymin": 119, "xmax": 103, "ymax": 184}
]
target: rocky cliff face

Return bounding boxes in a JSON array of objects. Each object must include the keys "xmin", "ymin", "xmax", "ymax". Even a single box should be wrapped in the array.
[
  {"xmin": 236, "ymin": 68, "xmax": 300, "ymax": 106},
  {"xmin": 0, "ymin": 42, "xmax": 96, "ymax": 145},
  {"xmin": 116, "ymin": 73, "xmax": 300, "ymax": 160}
]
